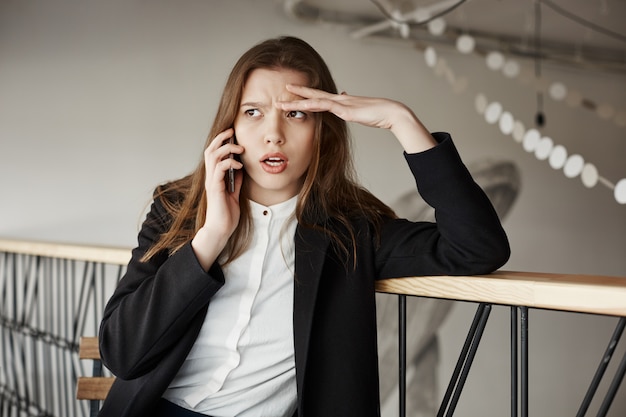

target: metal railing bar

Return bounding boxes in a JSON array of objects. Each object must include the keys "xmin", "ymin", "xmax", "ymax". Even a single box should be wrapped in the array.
[
  {"xmin": 59, "ymin": 260, "xmax": 69, "ymax": 416},
  {"xmin": 596, "ymin": 348, "xmax": 626, "ymax": 417},
  {"xmin": 43, "ymin": 258, "xmax": 53, "ymax": 413},
  {"xmin": 597, "ymin": 318, "xmax": 626, "ymax": 417},
  {"xmin": 520, "ymin": 307, "xmax": 528, "ymax": 417},
  {"xmin": 96, "ymin": 263, "xmax": 106, "ymax": 336},
  {"xmin": 438, "ymin": 303, "xmax": 489, "ymax": 414},
  {"xmin": 18, "ymin": 330, "xmax": 29, "ymax": 415},
  {"xmin": 24, "ymin": 257, "xmax": 39, "ymax": 332},
  {"xmin": 437, "ymin": 302, "xmax": 492, "ymax": 417},
  {"xmin": 577, "ymin": 317, "xmax": 626, "ymax": 416},
  {"xmin": 26, "ymin": 337, "xmax": 39, "ymax": 414},
  {"xmin": 73, "ymin": 262, "xmax": 94, "ymax": 344},
  {"xmin": 398, "ymin": 294, "xmax": 407, "ymax": 417},
  {"xmin": 511, "ymin": 306, "xmax": 518, "ymax": 417},
  {"xmin": 446, "ymin": 303, "xmax": 492, "ymax": 417}
]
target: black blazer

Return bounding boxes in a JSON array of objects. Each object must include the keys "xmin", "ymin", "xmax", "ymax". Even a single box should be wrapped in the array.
[{"xmin": 98, "ymin": 134, "xmax": 510, "ymax": 417}]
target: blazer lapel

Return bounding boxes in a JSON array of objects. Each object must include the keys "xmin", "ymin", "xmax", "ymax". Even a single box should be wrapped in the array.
[{"xmin": 293, "ymin": 224, "xmax": 330, "ymax": 402}]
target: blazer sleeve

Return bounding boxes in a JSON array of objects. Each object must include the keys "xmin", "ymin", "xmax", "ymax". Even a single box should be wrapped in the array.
[
  {"xmin": 99, "ymin": 195, "xmax": 225, "ymax": 380},
  {"xmin": 375, "ymin": 133, "xmax": 511, "ymax": 278}
]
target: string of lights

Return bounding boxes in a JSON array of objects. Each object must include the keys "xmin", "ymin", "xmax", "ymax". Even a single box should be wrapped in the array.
[
  {"xmin": 285, "ymin": 0, "xmax": 626, "ymax": 204},
  {"xmin": 419, "ymin": 13, "xmax": 626, "ymax": 129},
  {"xmin": 422, "ymin": 43, "xmax": 626, "ymax": 205}
]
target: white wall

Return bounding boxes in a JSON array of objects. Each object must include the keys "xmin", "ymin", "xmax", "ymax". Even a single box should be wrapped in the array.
[{"xmin": 1, "ymin": 0, "xmax": 625, "ymax": 415}]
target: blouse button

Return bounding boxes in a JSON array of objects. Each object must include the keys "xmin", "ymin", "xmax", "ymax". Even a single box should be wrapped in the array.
[{"xmin": 263, "ymin": 210, "xmax": 269, "ymax": 216}]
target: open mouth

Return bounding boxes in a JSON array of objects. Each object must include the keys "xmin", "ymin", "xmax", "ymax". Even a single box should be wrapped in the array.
[
  {"xmin": 261, "ymin": 154, "xmax": 288, "ymax": 173},
  {"xmin": 264, "ymin": 157, "xmax": 285, "ymax": 166}
]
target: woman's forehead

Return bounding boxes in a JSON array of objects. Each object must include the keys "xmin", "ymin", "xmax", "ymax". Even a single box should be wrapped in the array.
[{"xmin": 241, "ymin": 68, "xmax": 309, "ymax": 101}]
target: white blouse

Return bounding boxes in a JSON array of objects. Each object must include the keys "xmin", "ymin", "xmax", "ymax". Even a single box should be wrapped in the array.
[{"xmin": 162, "ymin": 196, "xmax": 298, "ymax": 417}]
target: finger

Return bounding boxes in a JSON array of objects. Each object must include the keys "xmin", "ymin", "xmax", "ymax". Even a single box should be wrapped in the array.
[
  {"xmin": 278, "ymin": 97, "xmax": 352, "ymax": 121},
  {"xmin": 278, "ymin": 92, "xmax": 345, "ymax": 110},
  {"xmin": 206, "ymin": 158, "xmax": 242, "ymax": 194},
  {"xmin": 207, "ymin": 128, "xmax": 234, "ymax": 151},
  {"xmin": 204, "ymin": 148, "xmax": 242, "ymax": 192},
  {"xmin": 204, "ymin": 144, "xmax": 233, "ymax": 172},
  {"xmin": 211, "ymin": 155, "xmax": 243, "ymax": 178},
  {"xmin": 221, "ymin": 157, "xmax": 244, "ymax": 172},
  {"xmin": 206, "ymin": 137, "xmax": 242, "ymax": 166},
  {"xmin": 285, "ymin": 84, "xmax": 341, "ymax": 100}
]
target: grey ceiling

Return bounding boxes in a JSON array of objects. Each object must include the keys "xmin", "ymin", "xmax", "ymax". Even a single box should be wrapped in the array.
[{"xmin": 284, "ymin": 0, "xmax": 626, "ymax": 72}]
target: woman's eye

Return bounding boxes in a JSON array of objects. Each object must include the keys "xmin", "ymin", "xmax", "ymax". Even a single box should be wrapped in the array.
[
  {"xmin": 245, "ymin": 109, "xmax": 261, "ymax": 117},
  {"xmin": 287, "ymin": 110, "xmax": 307, "ymax": 119}
]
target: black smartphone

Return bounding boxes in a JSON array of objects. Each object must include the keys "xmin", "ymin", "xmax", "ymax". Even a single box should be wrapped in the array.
[{"xmin": 228, "ymin": 136, "xmax": 236, "ymax": 193}]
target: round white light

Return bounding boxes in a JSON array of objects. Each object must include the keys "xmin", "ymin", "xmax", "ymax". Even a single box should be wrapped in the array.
[
  {"xmin": 424, "ymin": 46, "xmax": 437, "ymax": 68},
  {"xmin": 564, "ymin": 154, "xmax": 584, "ymax": 178},
  {"xmin": 535, "ymin": 136, "xmax": 554, "ymax": 160},
  {"xmin": 456, "ymin": 34, "xmax": 475, "ymax": 54},
  {"xmin": 615, "ymin": 179, "xmax": 626, "ymax": 204},
  {"xmin": 549, "ymin": 145, "xmax": 568, "ymax": 170},
  {"xmin": 581, "ymin": 163, "xmax": 599, "ymax": 188},
  {"xmin": 485, "ymin": 102, "xmax": 503, "ymax": 124},
  {"xmin": 486, "ymin": 51, "xmax": 505, "ymax": 70},
  {"xmin": 428, "ymin": 18, "xmax": 446, "ymax": 36},
  {"xmin": 499, "ymin": 112, "xmax": 514, "ymax": 135},
  {"xmin": 523, "ymin": 129, "xmax": 541, "ymax": 152},
  {"xmin": 398, "ymin": 23, "xmax": 410, "ymax": 39},
  {"xmin": 502, "ymin": 60, "xmax": 520, "ymax": 78},
  {"xmin": 475, "ymin": 94, "xmax": 488, "ymax": 114},
  {"xmin": 512, "ymin": 120, "xmax": 525, "ymax": 143},
  {"xmin": 548, "ymin": 82, "xmax": 567, "ymax": 101}
]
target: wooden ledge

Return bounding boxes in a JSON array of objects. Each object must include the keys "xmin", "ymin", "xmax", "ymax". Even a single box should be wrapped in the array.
[
  {"xmin": 76, "ymin": 376, "xmax": 115, "ymax": 400},
  {"xmin": 3, "ymin": 239, "xmax": 625, "ymax": 317},
  {"xmin": 0, "ymin": 238, "xmax": 131, "ymax": 265},
  {"xmin": 375, "ymin": 271, "xmax": 626, "ymax": 317}
]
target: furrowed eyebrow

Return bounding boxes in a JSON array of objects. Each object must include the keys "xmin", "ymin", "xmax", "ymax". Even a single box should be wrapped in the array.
[{"xmin": 240, "ymin": 101, "xmax": 267, "ymax": 108}]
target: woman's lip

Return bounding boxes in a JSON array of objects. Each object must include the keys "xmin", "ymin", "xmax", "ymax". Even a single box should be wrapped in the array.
[
  {"xmin": 260, "ymin": 152, "xmax": 288, "ymax": 174},
  {"xmin": 260, "ymin": 152, "xmax": 288, "ymax": 162}
]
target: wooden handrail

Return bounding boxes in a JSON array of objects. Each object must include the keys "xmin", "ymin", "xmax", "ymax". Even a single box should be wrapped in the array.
[
  {"xmin": 376, "ymin": 270, "xmax": 626, "ymax": 317},
  {"xmin": 2, "ymin": 238, "xmax": 625, "ymax": 316},
  {"xmin": 0, "ymin": 238, "xmax": 131, "ymax": 265}
]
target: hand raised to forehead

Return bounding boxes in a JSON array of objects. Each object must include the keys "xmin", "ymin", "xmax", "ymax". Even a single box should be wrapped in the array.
[
  {"xmin": 277, "ymin": 84, "xmax": 436, "ymax": 154},
  {"xmin": 276, "ymin": 84, "xmax": 409, "ymax": 130}
]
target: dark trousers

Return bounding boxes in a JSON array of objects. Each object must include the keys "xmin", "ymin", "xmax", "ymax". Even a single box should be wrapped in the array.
[
  {"xmin": 154, "ymin": 398, "xmax": 211, "ymax": 417},
  {"xmin": 154, "ymin": 398, "xmax": 298, "ymax": 417}
]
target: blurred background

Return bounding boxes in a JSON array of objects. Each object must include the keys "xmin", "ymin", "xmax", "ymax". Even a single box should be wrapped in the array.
[{"xmin": 1, "ymin": 0, "xmax": 625, "ymax": 415}]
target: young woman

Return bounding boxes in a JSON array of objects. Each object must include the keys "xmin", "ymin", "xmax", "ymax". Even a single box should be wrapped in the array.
[{"xmin": 98, "ymin": 36, "xmax": 510, "ymax": 417}]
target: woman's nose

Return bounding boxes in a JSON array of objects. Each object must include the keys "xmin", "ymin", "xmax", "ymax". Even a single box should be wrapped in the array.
[
  {"xmin": 264, "ymin": 135, "xmax": 284, "ymax": 145},
  {"xmin": 264, "ymin": 115, "xmax": 285, "ymax": 145}
]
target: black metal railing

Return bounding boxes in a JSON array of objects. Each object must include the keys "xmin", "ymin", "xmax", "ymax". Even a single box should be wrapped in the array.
[
  {"xmin": 2, "ymin": 239, "xmax": 625, "ymax": 417},
  {"xmin": 377, "ymin": 272, "xmax": 626, "ymax": 417},
  {"xmin": 0, "ymin": 240, "xmax": 127, "ymax": 417}
]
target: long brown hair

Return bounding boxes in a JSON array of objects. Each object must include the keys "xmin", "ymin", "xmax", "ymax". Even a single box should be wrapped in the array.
[{"xmin": 142, "ymin": 36, "xmax": 396, "ymax": 265}]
